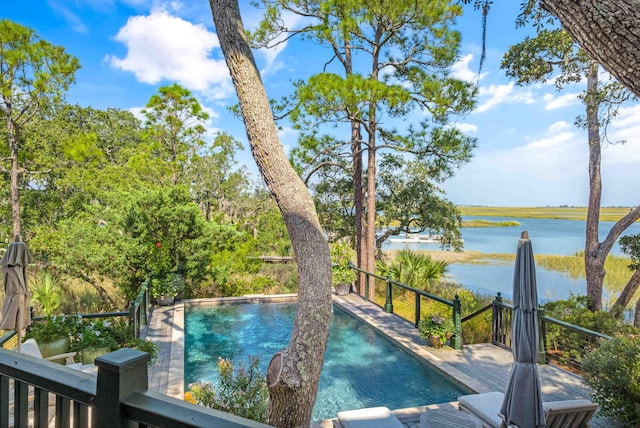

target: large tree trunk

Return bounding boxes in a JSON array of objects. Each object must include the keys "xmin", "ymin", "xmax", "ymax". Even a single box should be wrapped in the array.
[
  {"xmin": 541, "ymin": 0, "xmax": 640, "ymax": 97},
  {"xmin": 365, "ymin": 139, "xmax": 376, "ymax": 301},
  {"xmin": 352, "ymin": 121, "xmax": 366, "ymax": 294},
  {"xmin": 209, "ymin": 2, "xmax": 333, "ymax": 427},
  {"xmin": 583, "ymin": 61, "xmax": 604, "ymax": 311}
]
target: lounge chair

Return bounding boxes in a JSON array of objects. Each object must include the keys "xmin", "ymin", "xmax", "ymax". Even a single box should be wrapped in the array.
[
  {"xmin": 19, "ymin": 338, "xmax": 77, "ymax": 364},
  {"xmin": 19, "ymin": 338, "xmax": 97, "ymax": 373},
  {"xmin": 337, "ymin": 406, "xmax": 405, "ymax": 428},
  {"xmin": 457, "ymin": 391, "xmax": 598, "ymax": 428}
]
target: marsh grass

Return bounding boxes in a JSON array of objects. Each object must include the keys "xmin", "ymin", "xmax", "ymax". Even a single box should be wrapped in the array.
[
  {"xmin": 462, "ymin": 220, "xmax": 521, "ymax": 227},
  {"xmin": 380, "ymin": 249, "xmax": 639, "ymax": 328},
  {"xmin": 458, "ymin": 206, "xmax": 636, "ymax": 223}
]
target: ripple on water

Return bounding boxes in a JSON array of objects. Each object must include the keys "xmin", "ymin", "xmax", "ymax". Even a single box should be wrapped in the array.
[{"xmin": 184, "ymin": 303, "xmax": 466, "ymax": 421}]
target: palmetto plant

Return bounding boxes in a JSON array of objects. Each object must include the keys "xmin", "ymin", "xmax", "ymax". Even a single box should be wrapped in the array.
[
  {"xmin": 30, "ymin": 271, "xmax": 62, "ymax": 316},
  {"xmin": 377, "ymin": 249, "xmax": 448, "ymax": 291}
]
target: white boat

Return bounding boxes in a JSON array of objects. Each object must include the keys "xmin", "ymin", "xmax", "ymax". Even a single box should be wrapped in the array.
[{"xmin": 388, "ymin": 233, "xmax": 443, "ymax": 244}]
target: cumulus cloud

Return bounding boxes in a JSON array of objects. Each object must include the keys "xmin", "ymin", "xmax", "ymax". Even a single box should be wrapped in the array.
[
  {"xmin": 450, "ymin": 122, "xmax": 478, "ymax": 134},
  {"xmin": 543, "ymin": 92, "xmax": 580, "ymax": 110},
  {"xmin": 106, "ymin": 9, "xmax": 231, "ymax": 96},
  {"xmin": 475, "ymin": 82, "xmax": 535, "ymax": 113},
  {"xmin": 549, "ymin": 121, "xmax": 570, "ymax": 132},
  {"xmin": 451, "ymin": 54, "xmax": 487, "ymax": 83}
]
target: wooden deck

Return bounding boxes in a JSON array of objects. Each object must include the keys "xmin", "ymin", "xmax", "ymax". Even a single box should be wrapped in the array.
[{"xmin": 143, "ymin": 294, "xmax": 620, "ymax": 428}]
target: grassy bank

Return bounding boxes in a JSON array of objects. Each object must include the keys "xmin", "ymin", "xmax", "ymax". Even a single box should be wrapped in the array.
[
  {"xmin": 458, "ymin": 206, "xmax": 635, "ymax": 222},
  {"xmin": 462, "ymin": 219, "xmax": 521, "ymax": 227},
  {"xmin": 400, "ymin": 249, "xmax": 634, "ymax": 308}
]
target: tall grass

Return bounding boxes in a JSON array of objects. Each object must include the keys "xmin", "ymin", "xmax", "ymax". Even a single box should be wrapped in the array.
[
  {"xmin": 462, "ymin": 220, "xmax": 521, "ymax": 227},
  {"xmin": 458, "ymin": 206, "xmax": 636, "ymax": 222}
]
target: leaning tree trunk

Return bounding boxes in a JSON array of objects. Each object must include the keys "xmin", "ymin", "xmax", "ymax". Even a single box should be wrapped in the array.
[
  {"xmin": 209, "ymin": 2, "xmax": 333, "ymax": 427},
  {"xmin": 541, "ymin": 0, "xmax": 640, "ymax": 97}
]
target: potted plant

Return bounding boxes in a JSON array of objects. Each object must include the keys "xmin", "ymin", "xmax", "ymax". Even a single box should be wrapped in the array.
[
  {"xmin": 330, "ymin": 240, "xmax": 356, "ymax": 295},
  {"xmin": 24, "ymin": 315, "xmax": 80, "ymax": 358},
  {"xmin": 71, "ymin": 319, "xmax": 118, "ymax": 364},
  {"xmin": 150, "ymin": 273, "xmax": 184, "ymax": 305},
  {"xmin": 418, "ymin": 315, "xmax": 455, "ymax": 348}
]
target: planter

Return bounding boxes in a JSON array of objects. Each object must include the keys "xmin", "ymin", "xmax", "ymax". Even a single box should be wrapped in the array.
[
  {"xmin": 38, "ymin": 336, "xmax": 71, "ymax": 361},
  {"xmin": 81, "ymin": 346, "xmax": 111, "ymax": 364},
  {"xmin": 334, "ymin": 282, "xmax": 351, "ymax": 296},
  {"xmin": 428, "ymin": 335, "xmax": 446, "ymax": 349},
  {"xmin": 156, "ymin": 295, "xmax": 175, "ymax": 306}
]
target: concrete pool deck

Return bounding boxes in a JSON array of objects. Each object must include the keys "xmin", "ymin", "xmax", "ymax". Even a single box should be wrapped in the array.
[{"xmin": 144, "ymin": 293, "xmax": 618, "ymax": 427}]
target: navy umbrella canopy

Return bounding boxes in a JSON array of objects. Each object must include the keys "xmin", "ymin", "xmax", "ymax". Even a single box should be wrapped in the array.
[
  {"xmin": 500, "ymin": 231, "xmax": 545, "ymax": 428},
  {"xmin": 0, "ymin": 235, "xmax": 33, "ymax": 351}
]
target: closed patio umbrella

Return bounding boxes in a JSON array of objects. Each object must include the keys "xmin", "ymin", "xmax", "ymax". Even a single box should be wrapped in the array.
[
  {"xmin": 0, "ymin": 235, "xmax": 33, "ymax": 351},
  {"xmin": 500, "ymin": 231, "xmax": 545, "ymax": 428}
]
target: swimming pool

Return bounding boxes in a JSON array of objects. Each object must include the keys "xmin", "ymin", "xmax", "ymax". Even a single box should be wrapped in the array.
[{"xmin": 184, "ymin": 302, "xmax": 467, "ymax": 421}]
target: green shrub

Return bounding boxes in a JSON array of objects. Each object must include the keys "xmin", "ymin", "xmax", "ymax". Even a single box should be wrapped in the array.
[
  {"xmin": 330, "ymin": 239, "xmax": 356, "ymax": 286},
  {"xmin": 187, "ymin": 356, "xmax": 268, "ymax": 423},
  {"xmin": 541, "ymin": 294, "xmax": 639, "ymax": 370},
  {"xmin": 582, "ymin": 335, "xmax": 640, "ymax": 425}
]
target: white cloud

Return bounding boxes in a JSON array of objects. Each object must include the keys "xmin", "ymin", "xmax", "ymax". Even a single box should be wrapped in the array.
[
  {"xmin": 450, "ymin": 122, "xmax": 478, "ymax": 134},
  {"xmin": 451, "ymin": 54, "xmax": 487, "ymax": 83},
  {"xmin": 549, "ymin": 121, "xmax": 570, "ymax": 132},
  {"xmin": 475, "ymin": 82, "xmax": 535, "ymax": 113},
  {"xmin": 543, "ymin": 92, "xmax": 580, "ymax": 110},
  {"xmin": 603, "ymin": 104, "xmax": 640, "ymax": 167},
  {"xmin": 47, "ymin": 0, "xmax": 89, "ymax": 33},
  {"xmin": 106, "ymin": 9, "xmax": 231, "ymax": 94}
]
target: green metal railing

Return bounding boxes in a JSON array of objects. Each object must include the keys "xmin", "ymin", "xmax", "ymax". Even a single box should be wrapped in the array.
[
  {"xmin": 349, "ymin": 263, "xmax": 463, "ymax": 350},
  {"xmin": 0, "ymin": 279, "xmax": 153, "ymax": 349},
  {"xmin": 463, "ymin": 292, "xmax": 611, "ymax": 374}
]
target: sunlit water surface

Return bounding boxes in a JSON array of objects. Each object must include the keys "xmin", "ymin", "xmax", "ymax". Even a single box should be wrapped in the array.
[{"xmin": 184, "ymin": 303, "xmax": 467, "ymax": 421}]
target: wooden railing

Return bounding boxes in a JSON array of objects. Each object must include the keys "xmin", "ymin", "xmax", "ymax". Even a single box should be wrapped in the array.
[
  {"xmin": 349, "ymin": 263, "xmax": 463, "ymax": 350},
  {"xmin": 0, "ymin": 347, "xmax": 272, "ymax": 428}
]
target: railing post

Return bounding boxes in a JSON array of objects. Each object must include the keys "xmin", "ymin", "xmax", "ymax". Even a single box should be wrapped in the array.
[
  {"xmin": 537, "ymin": 309, "xmax": 547, "ymax": 364},
  {"xmin": 414, "ymin": 293, "xmax": 420, "ymax": 328},
  {"xmin": 365, "ymin": 274, "xmax": 370, "ymax": 302},
  {"xmin": 93, "ymin": 348, "xmax": 151, "ymax": 427},
  {"xmin": 384, "ymin": 274, "xmax": 393, "ymax": 313},
  {"xmin": 492, "ymin": 292, "xmax": 503, "ymax": 345},
  {"xmin": 452, "ymin": 295, "xmax": 462, "ymax": 350},
  {"xmin": 128, "ymin": 301, "xmax": 138, "ymax": 339}
]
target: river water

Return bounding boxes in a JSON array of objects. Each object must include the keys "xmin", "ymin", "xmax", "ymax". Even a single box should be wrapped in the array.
[{"xmin": 382, "ymin": 216, "xmax": 640, "ymax": 306}]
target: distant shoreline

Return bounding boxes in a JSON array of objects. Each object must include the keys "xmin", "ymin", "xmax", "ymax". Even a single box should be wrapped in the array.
[{"xmin": 458, "ymin": 206, "xmax": 634, "ymax": 223}]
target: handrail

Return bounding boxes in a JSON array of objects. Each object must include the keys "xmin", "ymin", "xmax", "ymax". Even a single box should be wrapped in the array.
[
  {"xmin": 0, "ymin": 347, "xmax": 271, "ymax": 427},
  {"xmin": 349, "ymin": 263, "xmax": 454, "ymax": 306},
  {"xmin": 122, "ymin": 391, "xmax": 271, "ymax": 428},
  {"xmin": 461, "ymin": 302, "xmax": 493, "ymax": 323},
  {"xmin": 348, "ymin": 262, "xmax": 462, "ymax": 350},
  {"xmin": 540, "ymin": 314, "xmax": 611, "ymax": 340},
  {"xmin": 460, "ymin": 294, "xmax": 613, "ymax": 374}
]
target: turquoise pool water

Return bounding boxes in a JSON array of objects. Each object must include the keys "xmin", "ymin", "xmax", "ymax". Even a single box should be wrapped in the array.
[{"xmin": 184, "ymin": 302, "xmax": 466, "ymax": 421}]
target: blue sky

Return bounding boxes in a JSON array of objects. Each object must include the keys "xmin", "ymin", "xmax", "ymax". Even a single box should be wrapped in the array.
[{"xmin": 4, "ymin": 0, "xmax": 640, "ymax": 207}]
